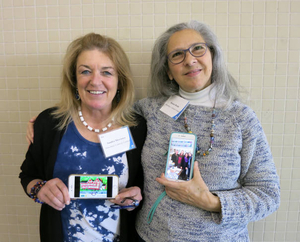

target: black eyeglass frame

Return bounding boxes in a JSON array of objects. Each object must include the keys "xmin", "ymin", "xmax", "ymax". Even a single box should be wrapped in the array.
[{"xmin": 167, "ymin": 42, "xmax": 209, "ymax": 65}]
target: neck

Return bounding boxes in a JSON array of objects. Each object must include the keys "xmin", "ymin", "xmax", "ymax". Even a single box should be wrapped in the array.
[
  {"xmin": 81, "ymin": 105, "xmax": 111, "ymax": 123},
  {"xmin": 179, "ymin": 83, "xmax": 216, "ymax": 107}
]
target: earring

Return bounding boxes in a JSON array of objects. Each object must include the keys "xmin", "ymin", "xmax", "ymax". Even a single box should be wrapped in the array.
[{"xmin": 75, "ymin": 89, "xmax": 80, "ymax": 100}]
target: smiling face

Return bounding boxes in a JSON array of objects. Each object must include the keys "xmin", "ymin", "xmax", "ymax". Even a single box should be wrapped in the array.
[
  {"xmin": 76, "ymin": 49, "xmax": 118, "ymax": 114},
  {"xmin": 167, "ymin": 29, "xmax": 213, "ymax": 93}
]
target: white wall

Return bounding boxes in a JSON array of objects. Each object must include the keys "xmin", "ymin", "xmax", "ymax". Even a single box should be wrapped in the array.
[{"xmin": 0, "ymin": 0, "xmax": 299, "ymax": 241}]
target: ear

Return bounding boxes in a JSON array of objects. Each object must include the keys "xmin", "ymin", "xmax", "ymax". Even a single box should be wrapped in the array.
[{"xmin": 167, "ymin": 70, "xmax": 174, "ymax": 81}]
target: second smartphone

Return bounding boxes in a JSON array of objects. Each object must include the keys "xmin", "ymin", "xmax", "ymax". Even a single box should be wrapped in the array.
[
  {"xmin": 68, "ymin": 174, "xmax": 119, "ymax": 199},
  {"xmin": 165, "ymin": 132, "xmax": 197, "ymax": 182}
]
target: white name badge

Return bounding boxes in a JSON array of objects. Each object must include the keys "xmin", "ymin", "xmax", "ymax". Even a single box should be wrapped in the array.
[
  {"xmin": 98, "ymin": 126, "xmax": 136, "ymax": 158},
  {"xmin": 160, "ymin": 95, "xmax": 189, "ymax": 120}
]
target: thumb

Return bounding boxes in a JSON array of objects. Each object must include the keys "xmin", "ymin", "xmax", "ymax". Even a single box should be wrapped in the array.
[
  {"xmin": 192, "ymin": 161, "xmax": 201, "ymax": 179},
  {"xmin": 192, "ymin": 161, "xmax": 207, "ymax": 186}
]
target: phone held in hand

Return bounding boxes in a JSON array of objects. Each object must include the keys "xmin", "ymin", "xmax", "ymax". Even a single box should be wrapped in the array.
[
  {"xmin": 165, "ymin": 132, "xmax": 197, "ymax": 182},
  {"xmin": 68, "ymin": 174, "xmax": 119, "ymax": 199}
]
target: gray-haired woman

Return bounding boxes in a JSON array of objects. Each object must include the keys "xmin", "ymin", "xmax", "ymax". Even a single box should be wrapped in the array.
[{"xmin": 134, "ymin": 20, "xmax": 280, "ymax": 242}]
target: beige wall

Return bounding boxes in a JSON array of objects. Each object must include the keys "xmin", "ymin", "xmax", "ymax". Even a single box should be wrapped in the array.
[{"xmin": 0, "ymin": 0, "xmax": 299, "ymax": 241}]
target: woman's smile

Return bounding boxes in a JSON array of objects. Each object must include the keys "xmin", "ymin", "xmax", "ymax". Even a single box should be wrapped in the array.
[
  {"xmin": 87, "ymin": 90, "xmax": 105, "ymax": 95},
  {"xmin": 184, "ymin": 68, "xmax": 202, "ymax": 77}
]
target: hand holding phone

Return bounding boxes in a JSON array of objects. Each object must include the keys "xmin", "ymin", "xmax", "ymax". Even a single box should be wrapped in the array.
[
  {"xmin": 110, "ymin": 198, "xmax": 139, "ymax": 209},
  {"xmin": 165, "ymin": 132, "xmax": 197, "ymax": 182},
  {"xmin": 157, "ymin": 161, "xmax": 221, "ymax": 211},
  {"xmin": 33, "ymin": 178, "xmax": 70, "ymax": 210},
  {"xmin": 68, "ymin": 174, "xmax": 119, "ymax": 199},
  {"xmin": 109, "ymin": 186, "xmax": 142, "ymax": 210}
]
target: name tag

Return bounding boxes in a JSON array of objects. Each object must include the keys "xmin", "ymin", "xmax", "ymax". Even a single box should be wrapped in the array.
[
  {"xmin": 98, "ymin": 126, "xmax": 136, "ymax": 158},
  {"xmin": 160, "ymin": 95, "xmax": 189, "ymax": 120}
]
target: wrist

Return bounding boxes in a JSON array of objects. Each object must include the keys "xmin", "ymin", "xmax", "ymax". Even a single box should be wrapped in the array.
[
  {"xmin": 206, "ymin": 192, "xmax": 221, "ymax": 212},
  {"xmin": 29, "ymin": 180, "xmax": 47, "ymax": 204},
  {"xmin": 197, "ymin": 191, "xmax": 221, "ymax": 212}
]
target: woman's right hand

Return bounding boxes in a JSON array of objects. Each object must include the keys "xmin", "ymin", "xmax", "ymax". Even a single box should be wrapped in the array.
[
  {"xmin": 37, "ymin": 178, "xmax": 70, "ymax": 211},
  {"xmin": 110, "ymin": 186, "xmax": 142, "ymax": 211},
  {"xmin": 26, "ymin": 116, "xmax": 36, "ymax": 145},
  {"xmin": 156, "ymin": 162, "xmax": 221, "ymax": 212}
]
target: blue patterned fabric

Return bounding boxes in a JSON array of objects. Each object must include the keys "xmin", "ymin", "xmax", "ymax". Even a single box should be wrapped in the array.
[{"xmin": 54, "ymin": 122, "xmax": 128, "ymax": 242}]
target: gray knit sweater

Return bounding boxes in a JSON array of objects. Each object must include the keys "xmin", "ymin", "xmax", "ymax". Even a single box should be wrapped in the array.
[{"xmin": 134, "ymin": 96, "xmax": 280, "ymax": 242}]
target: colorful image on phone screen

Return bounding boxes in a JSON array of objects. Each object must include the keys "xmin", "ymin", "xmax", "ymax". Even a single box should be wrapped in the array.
[
  {"xmin": 75, "ymin": 176, "xmax": 112, "ymax": 198},
  {"xmin": 165, "ymin": 133, "xmax": 196, "ymax": 181}
]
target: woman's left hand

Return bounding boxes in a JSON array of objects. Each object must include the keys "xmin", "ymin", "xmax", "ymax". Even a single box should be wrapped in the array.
[
  {"xmin": 156, "ymin": 162, "xmax": 221, "ymax": 212},
  {"xmin": 109, "ymin": 186, "xmax": 142, "ymax": 211}
]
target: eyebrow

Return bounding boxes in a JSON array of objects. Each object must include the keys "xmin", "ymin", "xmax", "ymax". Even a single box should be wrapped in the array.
[
  {"xmin": 77, "ymin": 65, "xmax": 115, "ymax": 71},
  {"xmin": 169, "ymin": 42, "xmax": 204, "ymax": 52}
]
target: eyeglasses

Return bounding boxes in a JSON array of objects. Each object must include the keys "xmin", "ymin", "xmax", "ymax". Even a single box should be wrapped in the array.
[{"xmin": 167, "ymin": 42, "xmax": 208, "ymax": 65}]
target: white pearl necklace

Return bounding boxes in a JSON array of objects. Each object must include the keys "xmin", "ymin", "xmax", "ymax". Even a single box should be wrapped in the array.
[{"xmin": 78, "ymin": 107, "xmax": 113, "ymax": 133}]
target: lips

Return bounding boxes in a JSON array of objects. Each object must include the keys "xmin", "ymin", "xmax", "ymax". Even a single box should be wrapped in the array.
[
  {"xmin": 185, "ymin": 69, "xmax": 202, "ymax": 77},
  {"xmin": 88, "ymin": 90, "xmax": 105, "ymax": 94}
]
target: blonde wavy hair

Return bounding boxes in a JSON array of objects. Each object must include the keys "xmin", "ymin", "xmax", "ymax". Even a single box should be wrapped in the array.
[{"xmin": 53, "ymin": 33, "xmax": 136, "ymax": 129}]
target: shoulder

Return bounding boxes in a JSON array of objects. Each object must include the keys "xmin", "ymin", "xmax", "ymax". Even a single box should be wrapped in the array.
[
  {"xmin": 35, "ymin": 107, "xmax": 60, "ymax": 131},
  {"xmin": 225, "ymin": 101, "xmax": 258, "ymax": 122},
  {"xmin": 36, "ymin": 107, "xmax": 56, "ymax": 120},
  {"xmin": 134, "ymin": 96, "xmax": 168, "ymax": 110},
  {"xmin": 223, "ymin": 100, "xmax": 261, "ymax": 132}
]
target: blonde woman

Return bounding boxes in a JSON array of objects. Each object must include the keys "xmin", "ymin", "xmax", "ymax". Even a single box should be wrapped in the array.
[{"xmin": 20, "ymin": 33, "xmax": 146, "ymax": 242}]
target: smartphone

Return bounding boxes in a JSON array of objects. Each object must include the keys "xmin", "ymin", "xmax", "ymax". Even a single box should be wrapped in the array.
[
  {"xmin": 165, "ymin": 132, "xmax": 197, "ymax": 182},
  {"xmin": 68, "ymin": 174, "xmax": 119, "ymax": 199}
]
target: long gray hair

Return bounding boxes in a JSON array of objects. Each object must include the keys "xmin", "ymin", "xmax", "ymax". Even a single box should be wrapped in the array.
[{"xmin": 149, "ymin": 20, "xmax": 240, "ymax": 107}]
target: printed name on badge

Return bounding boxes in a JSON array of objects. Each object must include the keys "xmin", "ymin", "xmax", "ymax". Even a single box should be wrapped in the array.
[
  {"xmin": 160, "ymin": 95, "xmax": 189, "ymax": 120},
  {"xmin": 98, "ymin": 126, "xmax": 136, "ymax": 158}
]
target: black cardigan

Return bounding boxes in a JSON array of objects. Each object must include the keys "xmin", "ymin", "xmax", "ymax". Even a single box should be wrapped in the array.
[{"xmin": 19, "ymin": 108, "xmax": 147, "ymax": 242}]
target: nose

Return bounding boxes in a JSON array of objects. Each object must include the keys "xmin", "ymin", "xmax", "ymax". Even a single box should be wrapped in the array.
[
  {"xmin": 90, "ymin": 71, "xmax": 102, "ymax": 85},
  {"xmin": 183, "ymin": 51, "xmax": 197, "ymax": 66}
]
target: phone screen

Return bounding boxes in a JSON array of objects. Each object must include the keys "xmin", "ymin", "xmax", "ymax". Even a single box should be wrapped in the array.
[
  {"xmin": 74, "ymin": 175, "xmax": 113, "ymax": 198},
  {"xmin": 165, "ymin": 133, "xmax": 196, "ymax": 181}
]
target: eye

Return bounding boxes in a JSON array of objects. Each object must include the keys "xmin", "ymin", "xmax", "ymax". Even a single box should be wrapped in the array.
[
  {"xmin": 81, "ymin": 70, "xmax": 91, "ymax": 75},
  {"xmin": 194, "ymin": 45, "xmax": 203, "ymax": 50},
  {"xmin": 102, "ymin": 71, "xmax": 112, "ymax": 76},
  {"xmin": 171, "ymin": 51, "xmax": 184, "ymax": 59},
  {"xmin": 191, "ymin": 44, "xmax": 206, "ymax": 55}
]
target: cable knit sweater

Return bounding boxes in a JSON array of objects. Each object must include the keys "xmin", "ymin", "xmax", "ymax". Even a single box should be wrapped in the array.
[{"xmin": 134, "ymin": 96, "xmax": 280, "ymax": 242}]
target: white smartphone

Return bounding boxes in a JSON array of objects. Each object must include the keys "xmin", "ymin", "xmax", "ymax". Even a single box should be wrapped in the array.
[
  {"xmin": 68, "ymin": 174, "xmax": 119, "ymax": 199},
  {"xmin": 165, "ymin": 132, "xmax": 197, "ymax": 182}
]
